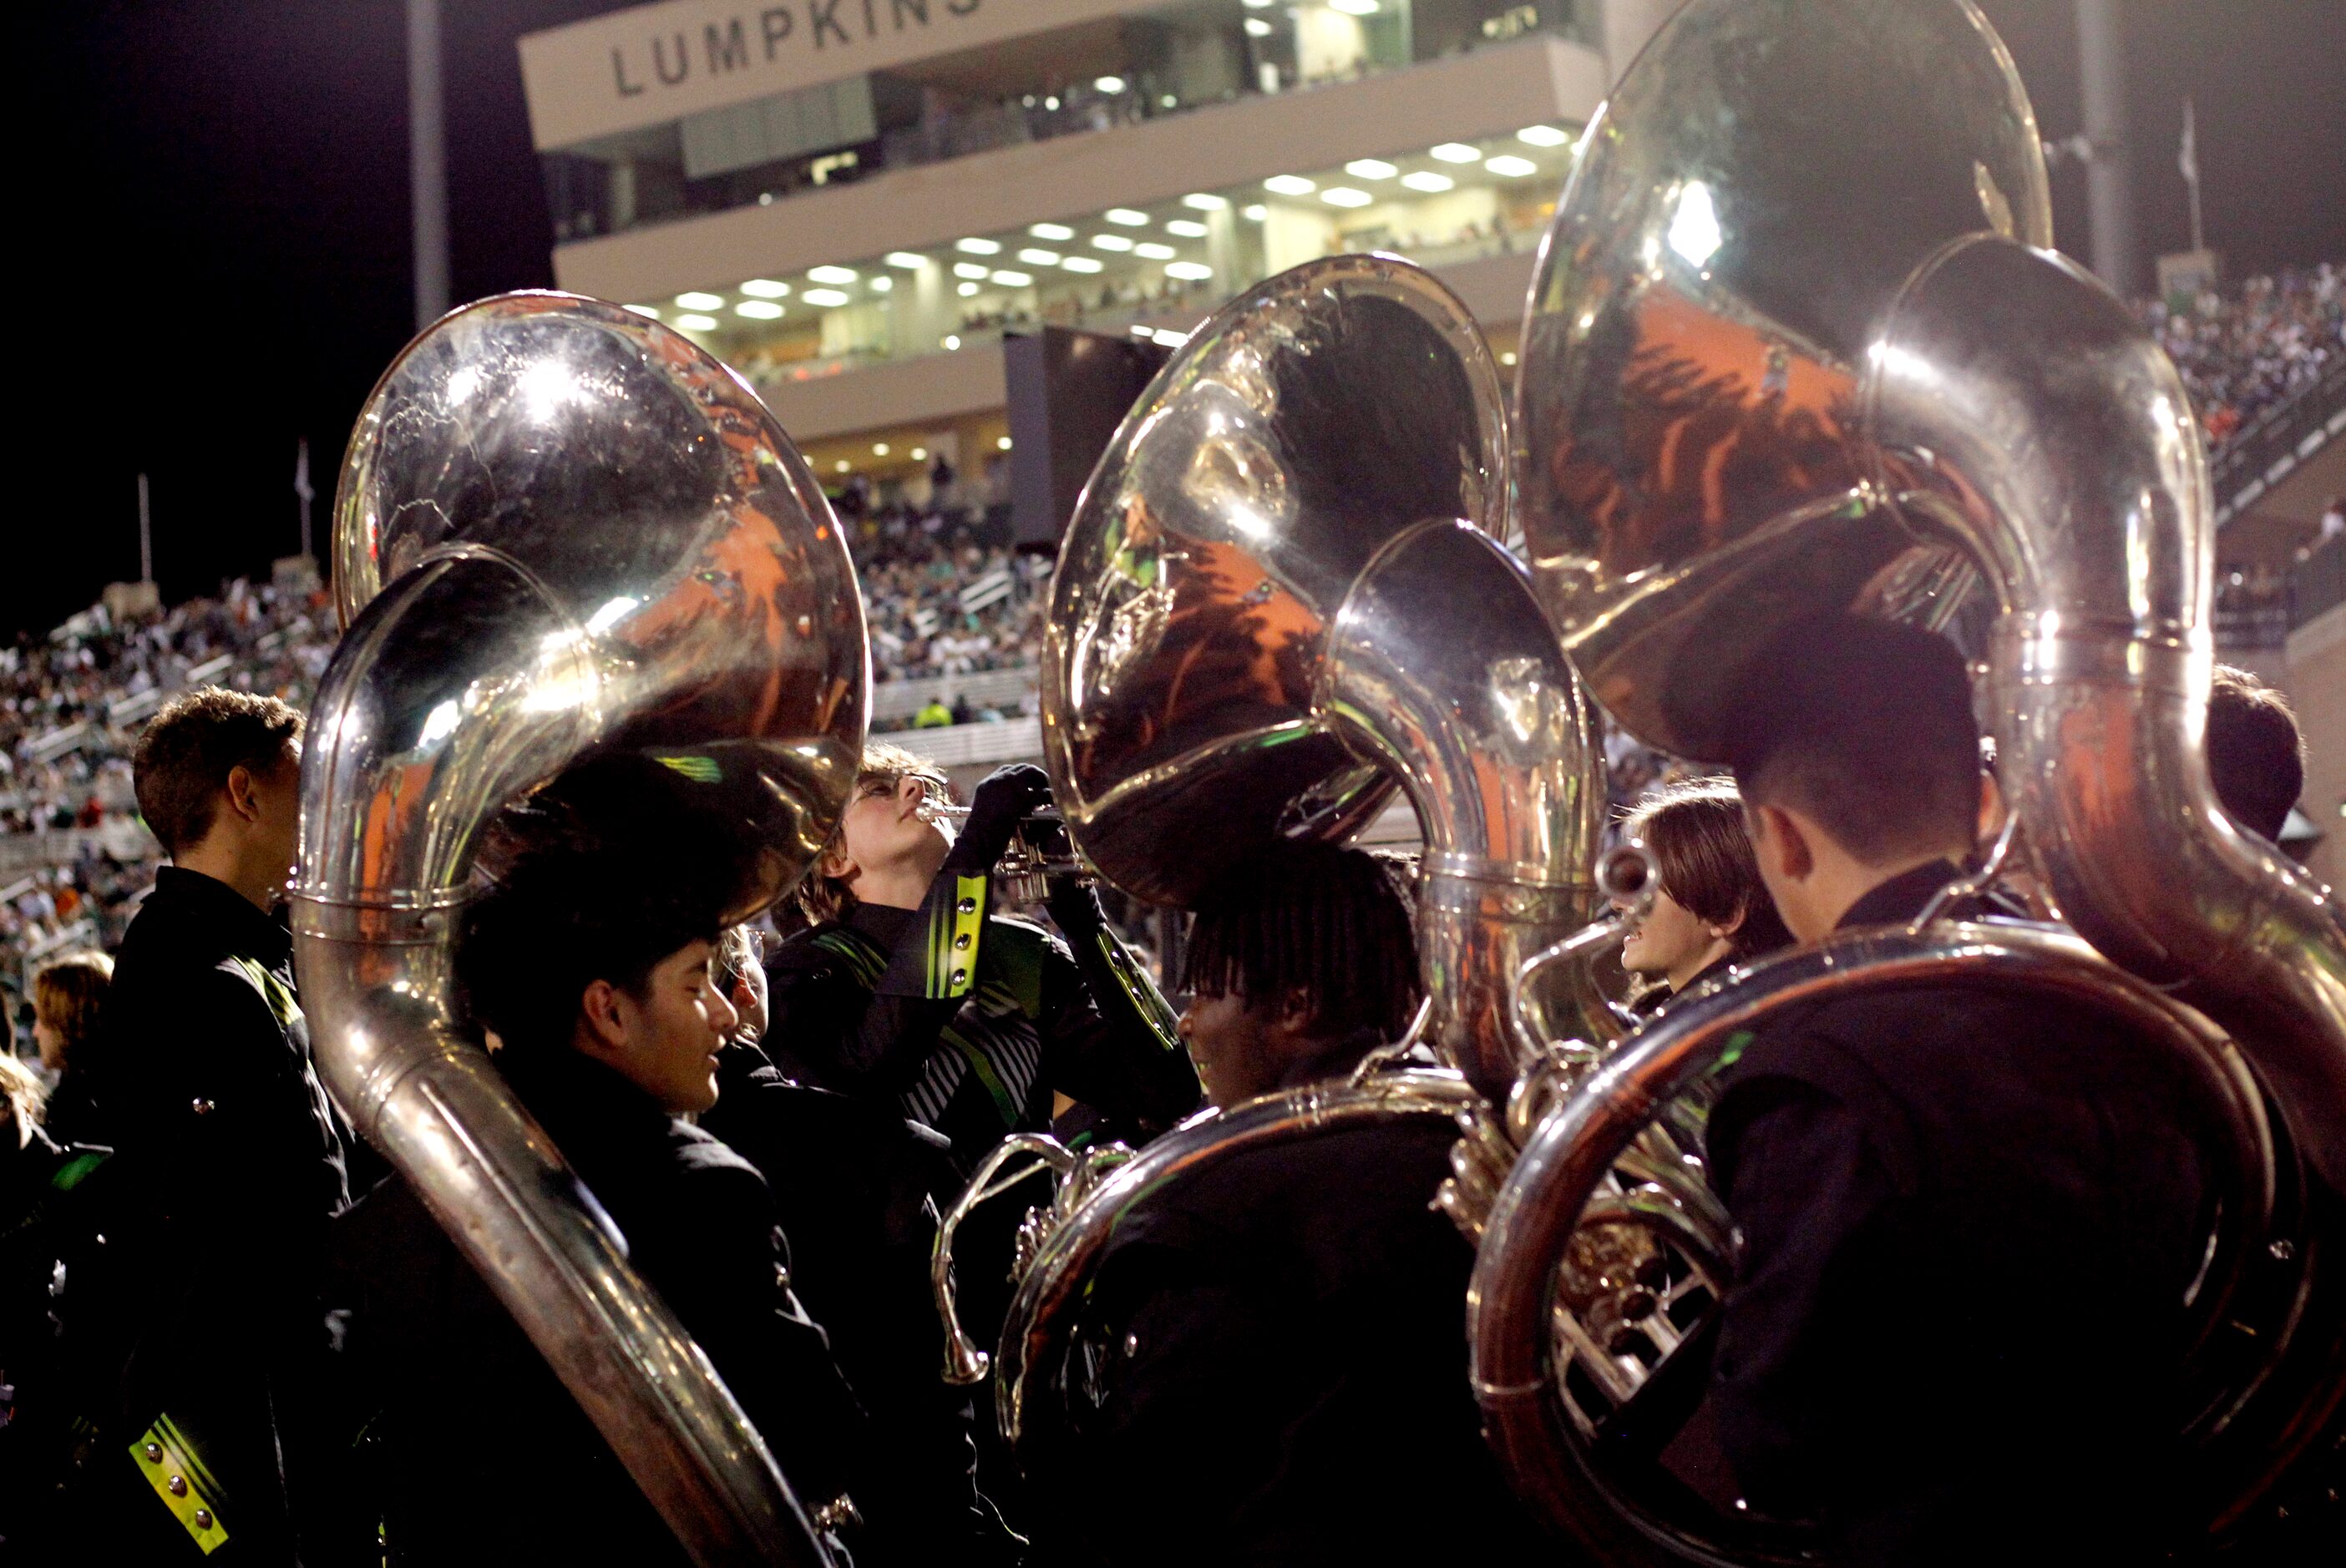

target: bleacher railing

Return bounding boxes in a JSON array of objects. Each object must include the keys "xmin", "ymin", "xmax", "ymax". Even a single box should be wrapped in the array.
[
  {"xmin": 870, "ymin": 664, "xmax": 1037, "ymax": 725},
  {"xmin": 2212, "ymin": 357, "xmax": 2346, "ymax": 529},
  {"xmin": 2293, "ymin": 531, "xmax": 2346, "ymax": 632},
  {"xmin": 889, "ymin": 716, "xmax": 1043, "ymax": 768}
]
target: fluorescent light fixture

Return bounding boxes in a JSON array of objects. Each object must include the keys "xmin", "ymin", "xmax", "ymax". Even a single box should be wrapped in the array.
[
  {"xmin": 1518, "ymin": 124, "xmax": 1571, "ymax": 147},
  {"xmin": 1430, "ymin": 143, "xmax": 1481, "ymax": 164},
  {"xmin": 1094, "ymin": 75, "xmax": 1126, "ymax": 94},
  {"xmin": 1092, "ymin": 233, "xmax": 1136, "ymax": 251},
  {"xmin": 1667, "ymin": 180, "xmax": 1724, "ymax": 267},
  {"xmin": 991, "ymin": 270, "xmax": 1034, "ymax": 286},
  {"xmin": 623, "ymin": 304, "xmax": 660, "ymax": 318},
  {"xmin": 869, "ymin": 276, "xmax": 893, "ymax": 292},
  {"xmin": 1242, "ymin": 203, "xmax": 1268, "ymax": 220},
  {"xmin": 953, "ymin": 261, "xmax": 992, "ymax": 280},
  {"xmin": 1163, "ymin": 260, "xmax": 1213, "ymax": 281},
  {"xmin": 1133, "ymin": 241, "xmax": 1178, "ymax": 260},
  {"xmin": 1062, "ymin": 255, "xmax": 1105, "ymax": 273},
  {"xmin": 957, "ymin": 281, "xmax": 980, "ymax": 296},
  {"xmin": 1182, "ymin": 193, "xmax": 1229, "ymax": 210},
  {"xmin": 1105, "ymin": 208, "xmax": 1150, "ymax": 225},
  {"xmin": 1400, "ymin": 170, "xmax": 1455, "ymax": 193},
  {"xmin": 997, "ymin": 436, "xmax": 1013, "ymax": 451},
  {"xmin": 1244, "ymin": 17, "xmax": 1273, "ymax": 35},
  {"xmin": 807, "ymin": 265, "xmax": 858, "ymax": 284},
  {"xmin": 1044, "ymin": 95, "xmax": 1059, "ymax": 110},
  {"xmin": 1484, "ymin": 154, "xmax": 1538, "ymax": 178},
  {"xmin": 740, "ymin": 278, "xmax": 790, "ymax": 296},
  {"xmin": 1165, "ymin": 219, "xmax": 1208, "ymax": 238},
  {"xmin": 1263, "ymin": 175, "xmax": 1316, "ymax": 195},
  {"xmin": 1500, "ymin": 351, "xmax": 1519, "ymax": 366},
  {"xmin": 1028, "ymin": 221, "xmax": 1075, "ymax": 240},
  {"xmin": 1320, "ymin": 187, "xmax": 1372, "ymax": 208},
  {"xmin": 1328, "ymin": 0, "xmax": 1378, "ymax": 13},
  {"xmin": 733, "ymin": 300, "xmax": 784, "ymax": 319},
  {"xmin": 884, "ymin": 250, "xmax": 928, "ymax": 270},
  {"xmin": 801, "ymin": 287, "xmax": 851, "ymax": 306},
  {"xmin": 911, "ymin": 448, "xmax": 928, "ymax": 460},
  {"xmin": 955, "ymin": 236, "xmax": 1003, "ymax": 254},
  {"xmin": 941, "ymin": 335, "xmax": 961, "ymax": 350},
  {"xmin": 1017, "ymin": 248, "xmax": 1063, "ymax": 266},
  {"xmin": 674, "ymin": 313, "xmax": 718, "ymax": 331},
  {"xmin": 1344, "ymin": 159, "xmax": 1397, "ymax": 180},
  {"xmin": 834, "ymin": 460, "xmax": 850, "ymax": 473},
  {"xmin": 873, "ymin": 443, "xmax": 890, "ymax": 456},
  {"xmin": 1244, "ymin": 0, "xmax": 1274, "ymax": 7},
  {"xmin": 676, "ymin": 291, "xmax": 724, "ymax": 310}
]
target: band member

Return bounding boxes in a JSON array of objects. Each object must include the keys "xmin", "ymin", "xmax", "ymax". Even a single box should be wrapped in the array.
[
  {"xmin": 2206, "ymin": 663, "xmax": 2303, "ymax": 846},
  {"xmin": 325, "ymin": 791, "xmax": 871, "ymax": 1565},
  {"xmin": 1027, "ymin": 842, "xmax": 1548, "ymax": 1565},
  {"xmin": 62, "ymin": 689, "xmax": 350, "ymax": 1562},
  {"xmin": 1617, "ymin": 778, "xmax": 1792, "ymax": 1011},
  {"xmin": 1708, "ymin": 614, "xmax": 2217, "ymax": 1565},
  {"xmin": 764, "ymin": 745, "xmax": 1200, "ymax": 1170},
  {"xmin": 702, "ymin": 928, "xmax": 1021, "ymax": 1565}
]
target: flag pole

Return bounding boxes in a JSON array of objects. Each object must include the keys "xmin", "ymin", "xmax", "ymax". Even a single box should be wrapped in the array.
[
  {"xmin": 2180, "ymin": 96, "xmax": 2206, "ymax": 255},
  {"xmin": 138, "ymin": 473, "xmax": 153, "ymax": 584},
  {"xmin": 296, "ymin": 438, "xmax": 316, "ymax": 561}
]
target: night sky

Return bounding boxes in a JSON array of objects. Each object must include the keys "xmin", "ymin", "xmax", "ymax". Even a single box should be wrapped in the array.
[{"xmin": 13, "ymin": 0, "xmax": 2343, "ymax": 640}]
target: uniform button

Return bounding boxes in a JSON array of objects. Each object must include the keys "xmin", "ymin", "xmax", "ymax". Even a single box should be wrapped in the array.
[
  {"xmin": 950, "ymin": 969, "xmax": 966, "ymax": 987},
  {"xmin": 142, "ymin": 1441, "xmax": 163, "ymax": 1463},
  {"xmin": 193, "ymin": 1509, "xmax": 214, "ymax": 1531},
  {"xmin": 191, "ymin": 1098, "xmax": 215, "ymax": 1116},
  {"xmin": 1124, "ymin": 1332, "xmax": 1139, "ymax": 1357},
  {"xmin": 168, "ymin": 1474, "xmax": 188, "ymax": 1497},
  {"xmin": 954, "ymin": 933, "xmax": 971, "ymax": 950},
  {"xmin": 775, "ymin": 1264, "xmax": 791, "ymax": 1290},
  {"xmin": 956, "ymin": 897, "xmax": 977, "ymax": 914}
]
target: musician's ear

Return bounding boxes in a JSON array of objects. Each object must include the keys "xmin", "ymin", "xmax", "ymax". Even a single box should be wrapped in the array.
[{"xmin": 1749, "ymin": 802, "xmax": 1815, "ymax": 884}]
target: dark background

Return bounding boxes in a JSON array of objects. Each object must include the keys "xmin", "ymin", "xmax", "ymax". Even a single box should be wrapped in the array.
[{"xmin": 11, "ymin": 0, "xmax": 2343, "ymax": 640}]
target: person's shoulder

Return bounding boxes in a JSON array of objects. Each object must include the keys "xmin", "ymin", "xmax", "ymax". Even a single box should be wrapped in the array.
[{"xmin": 768, "ymin": 921, "xmax": 882, "ymax": 984}]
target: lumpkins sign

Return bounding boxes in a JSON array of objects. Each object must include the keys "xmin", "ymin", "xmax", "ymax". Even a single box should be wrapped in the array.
[{"xmin": 519, "ymin": 0, "xmax": 1144, "ymax": 150}]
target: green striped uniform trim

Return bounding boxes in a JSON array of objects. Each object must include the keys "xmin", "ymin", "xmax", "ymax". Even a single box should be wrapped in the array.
[
  {"xmin": 50, "ymin": 1150, "xmax": 108, "ymax": 1193},
  {"xmin": 224, "ymin": 955, "xmax": 302, "ymax": 1031},
  {"xmin": 813, "ymin": 928, "xmax": 886, "ymax": 985},
  {"xmin": 925, "ymin": 876, "xmax": 988, "ymax": 999},
  {"xmin": 1095, "ymin": 928, "xmax": 1183, "ymax": 1052},
  {"xmin": 939, "ymin": 1022, "xmax": 1021, "ymax": 1126}
]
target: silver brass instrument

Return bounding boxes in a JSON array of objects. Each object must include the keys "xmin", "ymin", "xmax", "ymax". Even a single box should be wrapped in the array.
[
  {"xmin": 910, "ymin": 800, "xmax": 1082, "ymax": 904},
  {"xmin": 930, "ymin": 252, "xmax": 1627, "ymax": 1454},
  {"xmin": 1473, "ymin": 0, "xmax": 2346, "ymax": 1555},
  {"xmin": 295, "ymin": 292, "xmax": 864, "ymax": 1565}
]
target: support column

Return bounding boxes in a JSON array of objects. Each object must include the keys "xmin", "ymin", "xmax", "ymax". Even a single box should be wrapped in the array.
[
  {"xmin": 2076, "ymin": 0, "xmax": 2138, "ymax": 296},
  {"xmin": 408, "ymin": 0, "xmax": 449, "ymax": 331}
]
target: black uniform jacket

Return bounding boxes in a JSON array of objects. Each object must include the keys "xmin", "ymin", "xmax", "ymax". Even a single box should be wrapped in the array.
[
  {"xmin": 1026, "ymin": 1033, "xmax": 1548, "ymax": 1566},
  {"xmin": 698, "ymin": 1039, "xmax": 1020, "ymax": 1564},
  {"xmin": 65, "ymin": 866, "xmax": 352, "ymax": 1560},
  {"xmin": 1705, "ymin": 862, "xmax": 2217, "ymax": 1566},
  {"xmin": 324, "ymin": 1049, "xmax": 869, "ymax": 1567},
  {"xmin": 765, "ymin": 878, "xmax": 1199, "ymax": 1175}
]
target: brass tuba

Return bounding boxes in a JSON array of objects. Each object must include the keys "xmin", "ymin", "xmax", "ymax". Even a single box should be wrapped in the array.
[
  {"xmin": 295, "ymin": 292, "xmax": 864, "ymax": 1565},
  {"xmin": 931, "ymin": 253, "xmax": 1629, "ymax": 1454},
  {"xmin": 1474, "ymin": 0, "xmax": 2346, "ymax": 1557}
]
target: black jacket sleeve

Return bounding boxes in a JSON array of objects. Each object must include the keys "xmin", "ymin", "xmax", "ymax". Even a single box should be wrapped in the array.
[{"xmin": 1038, "ymin": 924, "xmax": 1201, "ymax": 1136}]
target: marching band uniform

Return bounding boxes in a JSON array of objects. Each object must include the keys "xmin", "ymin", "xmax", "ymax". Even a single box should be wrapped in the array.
[
  {"xmin": 1026, "ymin": 1028, "xmax": 1548, "ymax": 1566},
  {"xmin": 325, "ymin": 1047, "xmax": 870, "ymax": 1565},
  {"xmin": 1705, "ymin": 861, "xmax": 2217, "ymax": 1565}
]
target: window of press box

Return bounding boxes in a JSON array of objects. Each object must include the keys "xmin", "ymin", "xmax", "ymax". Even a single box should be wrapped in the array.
[{"xmin": 541, "ymin": 0, "xmax": 1587, "ymax": 242}]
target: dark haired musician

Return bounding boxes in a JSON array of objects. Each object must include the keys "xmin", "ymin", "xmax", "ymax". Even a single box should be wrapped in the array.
[
  {"xmin": 1026, "ymin": 842, "xmax": 1548, "ymax": 1565},
  {"xmin": 2207, "ymin": 662, "xmax": 2305, "ymax": 846},
  {"xmin": 764, "ymin": 747, "xmax": 1201, "ymax": 1171},
  {"xmin": 322, "ymin": 800, "xmax": 874, "ymax": 1565},
  {"xmin": 1708, "ymin": 613, "xmax": 2217, "ymax": 1565},
  {"xmin": 1617, "ymin": 777, "xmax": 1794, "ymax": 1010}
]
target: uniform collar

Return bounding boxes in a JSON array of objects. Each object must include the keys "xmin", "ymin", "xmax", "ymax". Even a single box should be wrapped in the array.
[
  {"xmin": 1274, "ymin": 1027, "xmax": 1386, "ymax": 1091},
  {"xmin": 150, "ymin": 864, "xmax": 291, "ymax": 965},
  {"xmin": 1835, "ymin": 859, "xmax": 1968, "ymax": 931}
]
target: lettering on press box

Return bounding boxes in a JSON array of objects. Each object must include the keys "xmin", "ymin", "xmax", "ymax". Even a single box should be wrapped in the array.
[{"xmin": 608, "ymin": 0, "xmax": 986, "ymax": 99}]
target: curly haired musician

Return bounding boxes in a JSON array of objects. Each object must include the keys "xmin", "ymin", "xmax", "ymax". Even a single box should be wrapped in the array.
[
  {"xmin": 1024, "ymin": 842, "xmax": 1548, "ymax": 1565},
  {"xmin": 1709, "ymin": 615, "xmax": 2218, "ymax": 1565}
]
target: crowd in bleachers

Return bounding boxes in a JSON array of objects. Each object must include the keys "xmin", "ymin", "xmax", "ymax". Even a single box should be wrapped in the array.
[
  {"xmin": 2, "ymin": 579, "xmax": 336, "ymax": 991},
  {"xmin": 838, "ymin": 501, "xmax": 1051, "ymax": 691},
  {"xmin": 2141, "ymin": 261, "xmax": 2343, "ymax": 445}
]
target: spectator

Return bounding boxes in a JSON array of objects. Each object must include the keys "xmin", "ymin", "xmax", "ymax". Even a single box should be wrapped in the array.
[
  {"xmin": 913, "ymin": 695, "xmax": 953, "ymax": 728},
  {"xmin": 29, "ymin": 949, "xmax": 112, "ymax": 1147}
]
